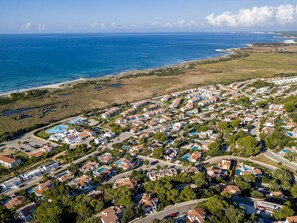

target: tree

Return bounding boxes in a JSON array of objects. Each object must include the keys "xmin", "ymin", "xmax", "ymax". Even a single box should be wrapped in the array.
[
  {"xmin": 179, "ymin": 186, "xmax": 196, "ymax": 202},
  {"xmin": 34, "ymin": 201, "xmax": 64, "ymax": 223},
  {"xmin": 273, "ymin": 204, "xmax": 294, "ymax": 220},
  {"xmin": 235, "ymin": 135, "xmax": 260, "ymax": 157},
  {"xmin": 0, "ymin": 205, "xmax": 12, "ymax": 223},
  {"xmin": 144, "ymin": 160, "xmax": 150, "ymax": 166},
  {"xmin": 122, "ymin": 204, "xmax": 142, "ymax": 223},
  {"xmin": 207, "ymin": 142, "xmax": 222, "ymax": 157},
  {"xmin": 271, "ymin": 169, "xmax": 293, "ymax": 191},
  {"xmin": 225, "ymin": 205, "xmax": 245, "ymax": 223},
  {"xmin": 205, "ymin": 195, "xmax": 228, "ymax": 215},
  {"xmin": 291, "ymin": 184, "xmax": 297, "ymax": 198},
  {"xmin": 153, "ymin": 132, "xmax": 167, "ymax": 143},
  {"xmin": 191, "ymin": 172, "xmax": 208, "ymax": 187},
  {"xmin": 284, "ymin": 101, "xmax": 296, "ymax": 112},
  {"xmin": 230, "ymin": 119, "xmax": 241, "ymax": 128},
  {"xmin": 153, "ymin": 147, "xmax": 164, "ymax": 159}
]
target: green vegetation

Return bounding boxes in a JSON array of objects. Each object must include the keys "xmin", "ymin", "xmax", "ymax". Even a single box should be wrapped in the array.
[
  {"xmin": 250, "ymin": 80, "xmax": 275, "ymax": 89},
  {"xmin": 234, "ymin": 135, "xmax": 260, "ymax": 157}
]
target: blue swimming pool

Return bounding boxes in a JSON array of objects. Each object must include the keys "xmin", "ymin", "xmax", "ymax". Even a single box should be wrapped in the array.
[
  {"xmin": 183, "ymin": 154, "xmax": 190, "ymax": 161},
  {"xmin": 236, "ymin": 169, "xmax": 241, "ymax": 175},
  {"xmin": 97, "ymin": 167, "xmax": 108, "ymax": 173},
  {"xmin": 28, "ymin": 186, "xmax": 37, "ymax": 194},
  {"xmin": 115, "ymin": 160, "xmax": 123, "ymax": 166},
  {"xmin": 122, "ymin": 145, "xmax": 131, "ymax": 150},
  {"xmin": 46, "ymin": 125, "xmax": 68, "ymax": 134},
  {"xmin": 287, "ymin": 132, "xmax": 294, "ymax": 137},
  {"xmin": 282, "ymin": 149, "xmax": 291, "ymax": 154},
  {"xmin": 188, "ymin": 131, "xmax": 198, "ymax": 137},
  {"xmin": 192, "ymin": 145, "xmax": 199, "ymax": 151}
]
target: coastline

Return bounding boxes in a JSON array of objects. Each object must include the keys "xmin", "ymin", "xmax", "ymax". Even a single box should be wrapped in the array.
[{"xmin": 0, "ymin": 49, "xmax": 236, "ymax": 97}]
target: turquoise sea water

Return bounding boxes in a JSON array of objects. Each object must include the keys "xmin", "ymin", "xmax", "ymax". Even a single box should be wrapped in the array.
[{"xmin": 0, "ymin": 32, "xmax": 281, "ymax": 94}]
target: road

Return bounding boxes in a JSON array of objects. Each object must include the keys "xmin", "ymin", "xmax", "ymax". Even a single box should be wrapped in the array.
[
  {"xmin": 252, "ymin": 119, "xmax": 297, "ymax": 171},
  {"xmin": 131, "ymin": 199, "xmax": 207, "ymax": 223}
]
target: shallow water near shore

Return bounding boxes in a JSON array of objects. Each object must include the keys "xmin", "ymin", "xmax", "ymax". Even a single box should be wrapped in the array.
[{"xmin": 0, "ymin": 32, "xmax": 280, "ymax": 94}]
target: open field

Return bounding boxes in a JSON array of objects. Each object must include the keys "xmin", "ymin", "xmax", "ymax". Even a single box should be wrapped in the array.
[{"xmin": 1, "ymin": 45, "xmax": 297, "ymax": 134}]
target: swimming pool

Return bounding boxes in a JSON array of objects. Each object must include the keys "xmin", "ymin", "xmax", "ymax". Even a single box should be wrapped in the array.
[
  {"xmin": 46, "ymin": 125, "xmax": 68, "ymax": 134},
  {"xmin": 28, "ymin": 186, "xmax": 37, "ymax": 194},
  {"xmin": 183, "ymin": 154, "xmax": 190, "ymax": 161},
  {"xmin": 287, "ymin": 132, "xmax": 294, "ymax": 137},
  {"xmin": 236, "ymin": 169, "xmax": 241, "ymax": 175},
  {"xmin": 282, "ymin": 149, "xmax": 291, "ymax": 154},
  {"xmin": 188, "ymin": 131, "xmax": 198, "ymax": 137},
  {"xmin": 192, "ymin": 145, "xmax": 199, "ymax": 151},
  {"xmin": 122, "ymin": 145, "xmax": 131, "ymax": 150},
  {"xmin": 115, "ymin": 160, "xmax": 123, "ymax": 166},
  {"xmin": 97, "ymin": 167, "xmax": 108, "ymax": 173}
]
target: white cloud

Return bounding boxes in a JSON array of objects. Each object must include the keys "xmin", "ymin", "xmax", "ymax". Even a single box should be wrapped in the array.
[
  {"xmin": 151, "ymin": 21, "xmax": 160, "ymax": 26},
  {"xmin": 206, "ymin": 4, "xmax": 297, "ymax": 27},
  {"xmin": 163, "ymin": 22, "xmax": 173, "ymax": 28},
  {"xmin": 275, "ymin": 4, "xmax": 295, "ymax": 24},
  {"xmin": 20, "ymin": 22, "xmax": 47, "ymax": 31},
  {"xmin": 36, "ymin": 24, "xmax": 47, "ymax": 31},
  {"xmin": 20, "ymin": 22, "xmax": 33, "ymax": 30},
  {"xmin": 177, "ymin": 20, "xmax": 186, "ymax": 27},
  {"xmin": 90, "ymin": 22, "xmax": 106, "ymax": 29}
]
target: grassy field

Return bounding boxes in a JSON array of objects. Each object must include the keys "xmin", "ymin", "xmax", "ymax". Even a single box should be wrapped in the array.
[{"xmin": 1, "ymin": 45, "xmax": 297, "ymax": 134}]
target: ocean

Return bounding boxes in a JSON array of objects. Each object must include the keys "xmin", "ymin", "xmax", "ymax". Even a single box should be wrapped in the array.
[{"xmin": 0, "ymin": 32, "xmax": 281, "ymax": 94}]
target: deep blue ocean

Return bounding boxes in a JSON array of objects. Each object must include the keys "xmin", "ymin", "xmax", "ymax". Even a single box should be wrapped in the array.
[{"xmin": 0, "ymin": 32, "xmax": 281, "ymax": 94}]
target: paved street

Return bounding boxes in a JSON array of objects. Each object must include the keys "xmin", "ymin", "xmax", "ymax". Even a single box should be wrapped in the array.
[{"xmin": 132, "ymin": 199, "xmax": 207, "ymax": 223}]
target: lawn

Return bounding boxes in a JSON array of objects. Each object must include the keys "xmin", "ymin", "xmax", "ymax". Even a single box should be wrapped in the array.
[{"xmin": 36, "ymin": 130, "xmax": 50, "ymax": 139}]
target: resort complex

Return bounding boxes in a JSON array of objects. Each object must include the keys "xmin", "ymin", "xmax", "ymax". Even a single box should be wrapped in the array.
[{"xmin": 2, "ymin": 75, "xmax": 297, "ymax": 222}]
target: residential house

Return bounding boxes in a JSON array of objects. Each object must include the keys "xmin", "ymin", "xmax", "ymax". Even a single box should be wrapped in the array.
[
  {"xmin": 71, "ymin": 175, "xmax": 92, "ymax": 190},
  {"xmin": 218, "ymin": 159, "xmax": 232, "ymax": 170},
  {"xmin": 0, "ymin": 155, "xmax": 21, "ymax": 168},
  {"xmin": 190, "ymin": 152, "xmax": 202, "ymax": 163},
  {"xmin": 4, "ymin": 196, "xmax": 25, "ymax": 209},
  {"xmin": 286, "ymin": 216, "xmax": 297, "ymax": 223},
  {"xmin": 98, "ymin": 206, "xmax": 123, "ymax": 223},
  {"xmin": 39, "ymin": 161, "xmax": 59, "ymax": 173},
  {"xmin": 56, "ymin": 171, "xmax": 74, "ymax": 183},
  {"xmin": 146, "ymin": 168, "xmax": 178, "ymax": 181},
  {"xmin": 170, "ymin": 98, "xmax": 183, "ymax": 108},
  {"xmin": 187, "ymin": 208, "xmax": 206, "ymax": 223},
  {"xmin": 98, "ymin": 153, "xmax": 114, "ymax": 164},
  {"xmin": 222, "ymin": 185, "xmax": 241, "ymax": 195},
  {"xmin": 138, "ymin": 194, "xmax": 158, "ymax": 213},
  {"xmin": 80, "ymin": 161, "xmax": 99, "ymax": 173},
  {"xmin": 113, "ymin": 178, "xmax": 137, "ymax": 189},
  {"xmin": 130, "ymin": 145, "xmax": 143, "ymax": 154},
  {"xmin": 21, "ymin": 168, "xmax": 42, "ymax": 181},
  {"xmin": 0, "ymin": 177, "xmax": 22, "ymax": 191},
  {"xmin": 34, "ymin": 180, "xmax": 53, "ymax": 197},
  {"xmin": 16, "ymin": 202, "xmax": 37, "ymax": 222},
  {"xmin": 254, "ymin": 200, "xmax": 282, "ymax": 217}
]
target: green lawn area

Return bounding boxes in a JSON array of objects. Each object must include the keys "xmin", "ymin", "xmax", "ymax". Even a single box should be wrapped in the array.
[{"xmin": 36, "ymin": 130, "xmax": 50, "ymax": 139}]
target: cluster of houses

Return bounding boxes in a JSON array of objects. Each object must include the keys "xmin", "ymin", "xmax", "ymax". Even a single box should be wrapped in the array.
[{"xmin": 4, "ymin": 77, "xmax": 297, "ymax": 222}]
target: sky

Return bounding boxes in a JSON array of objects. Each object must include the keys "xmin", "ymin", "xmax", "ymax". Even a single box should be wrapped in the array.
[{"xmin": 0, "ymin": 0, "xmax": 297, "ymax": 33}]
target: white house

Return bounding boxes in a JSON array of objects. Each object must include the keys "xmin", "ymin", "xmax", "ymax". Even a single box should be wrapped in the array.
[
  {"xmin": 21, "ymin": 169, "xmax": 42, "ymax": 181},
  {"xmin": 39, "ymin": 161, "xmax": 59, "ymax": 173},
  {"xmin": 0, "ymin": 177, "xmax": 22, "ymax": 191}
]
